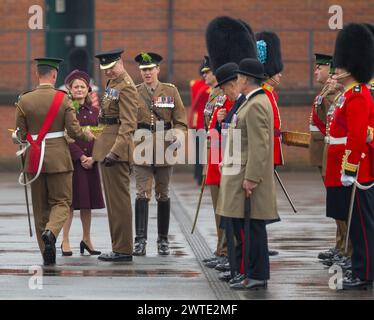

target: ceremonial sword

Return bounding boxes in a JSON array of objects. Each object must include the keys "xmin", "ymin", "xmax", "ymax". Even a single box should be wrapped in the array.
[
  {"xmin": 20, "ymin": 151, "xmax": 33, "ymax": 237},
  {"xmin": 345, "ymin": 164, "xmax": 360, "ymax": 254},
  {"xmin": 11, "ymin": 129, "xmax": 33, "ymax": 237}
]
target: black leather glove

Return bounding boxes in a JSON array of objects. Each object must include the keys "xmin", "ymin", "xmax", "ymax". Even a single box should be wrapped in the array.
[{"xmin": 102, "ymin": 152, "xmax": 119, "ymax": 167}]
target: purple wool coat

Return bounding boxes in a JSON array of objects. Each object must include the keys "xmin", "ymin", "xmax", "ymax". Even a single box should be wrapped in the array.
[{"xmin": 69, "ymin": 102, "xmax": 105, "ymax": 210}]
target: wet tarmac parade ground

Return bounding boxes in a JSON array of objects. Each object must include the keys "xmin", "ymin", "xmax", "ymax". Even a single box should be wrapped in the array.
[{"xmin": 0, "ymin": 171, "xmax": 373, "ymax": 300}]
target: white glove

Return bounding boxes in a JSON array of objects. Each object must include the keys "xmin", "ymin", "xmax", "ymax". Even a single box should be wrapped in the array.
[{"xmin": 341, "ymin": 174, "xmax": 355, "ymax": 187}]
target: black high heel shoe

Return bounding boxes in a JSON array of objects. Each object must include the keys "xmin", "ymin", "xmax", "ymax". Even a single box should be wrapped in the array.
[
  {"xmin": 80, "ymin": 240, "xmax": 101, "ymax": 255},
  {"xmin": 61, "ymin": 242, "xmax": 73, "ymax": 256}
]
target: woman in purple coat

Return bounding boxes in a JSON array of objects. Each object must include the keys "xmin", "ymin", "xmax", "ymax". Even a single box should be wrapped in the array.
[{"xmin": 61, "ymin": 69, "xmax": 105, "ymax": 256}]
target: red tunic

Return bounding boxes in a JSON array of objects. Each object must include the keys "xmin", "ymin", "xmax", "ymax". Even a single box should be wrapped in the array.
[
  {"xmin": 325, "ymin": 83, "xmax": 374, "ymax": 187},
  {"xmin": 205, "ymin": 96, "xmax": 234, "ymax": 186},
  {"xmin": 188, "ymin": 79, "xmax": 209, "ymax": 129},
  {"xmin": 262, "ymin": 83, "xmax": 284, "ymax": 166}
]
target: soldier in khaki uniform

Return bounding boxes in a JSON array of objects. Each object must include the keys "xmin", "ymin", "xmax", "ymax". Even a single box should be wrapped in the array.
[
  {"xmin": 309, "ymin": 54, "xmax": 336, "ymax": 176},
  {"xmin": 93, "ymin": 49, "xmax": 139, "ymax": 262},
  {"xmin": 15, "ymin": 57, "xmax": 94, "ymax": 265},
  {"xmin": 132, "ymin": 52, "xmax": 187, "ymax": 256}
]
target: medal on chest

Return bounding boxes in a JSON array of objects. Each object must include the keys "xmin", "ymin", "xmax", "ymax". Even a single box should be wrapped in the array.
[
  {"xmin": 215, "ymin": 95, "xmax": 226, "ymax": 107},
  {"xmin": 103, "ymin": 88, "xmax": 119, "ymax": 102},
  {"xmin": 154, "ymin": 96, "xmax": 175, "ymax": 108},
  {"xmin": 204, "ymin": 100, "xmax": 215, "ymax": 115},
  {"xmin": 336, "ymin": 95, "xmax": 346, "ymax": 108},
  {"xmin": 315, "ymin": 95, "xmax": 323, "ymax": 106}
]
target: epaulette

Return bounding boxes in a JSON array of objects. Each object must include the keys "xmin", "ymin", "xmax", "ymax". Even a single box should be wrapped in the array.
[
  {"xmin": 164, "ymin": 83, "xmax": 176, "ymax": 88},
  {"xmin": 136, "ymin": 83, "xmax": 142, "ymax": 88},
  {"xmin": 352, "ymin": 85, "xmax": 361, "ymax": 93},
  {"xmin": 123, "ymin": 76, "xmax": 132, "ymax": 85},
  {"xmin": 17, "ymin": 90, "xmax": 33, "ymax": 102},
  {"xmin": 190, "ymin": 80, "xmax": 196, "ymax": 87}
]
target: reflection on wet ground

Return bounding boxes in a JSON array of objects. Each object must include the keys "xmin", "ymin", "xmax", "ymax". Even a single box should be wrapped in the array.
[
  {"xmin": 1, "ymin": 172, "xmax": 374, "ymax": 299},
  {"xmin": 0, "ymin": 268, "xmax": 200, "ymax": 278}
]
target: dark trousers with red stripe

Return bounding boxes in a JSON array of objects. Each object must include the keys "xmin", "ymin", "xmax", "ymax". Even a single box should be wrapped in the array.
[
  {"xmin": 350, "ymin": 186, "xmax": 374, "ymax": 281},
  {"xmin": 245, "ymin": 219, "xmax": 270, "ymax": 280},
  {"xmin": 224, "ymin": 217, "xmax": 270, "ymax": 280},
  {"xmin": 223, "ymin": 217, "xmax": 243, "ymax": 277}
]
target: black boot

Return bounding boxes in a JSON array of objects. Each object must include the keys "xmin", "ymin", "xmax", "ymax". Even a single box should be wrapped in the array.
[
  {"xmin": 133, "ymin": 198, "xmax": 149, "ymax": 256},
  {"xmin": 157, "ymin": 198, "xmax": 170, "ymax": 255},
  {"xmin": 42, "ymin": 230, "xmax": 56, "ymax": 266}
]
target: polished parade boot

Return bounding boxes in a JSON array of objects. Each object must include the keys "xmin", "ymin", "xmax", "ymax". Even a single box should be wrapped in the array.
[
  {"xmin": 42, "ymin": 230, "xmax": 56, "ymax": 266},
  {"xmin": 133, "ymin": 198, "xmax": 149, "ymax": 256},
  {"xmin": 157, "ymin": 198, "xmax": 170, "ymax": 255},
  {"xmin": 318, "ymin": 247, "xmax": 339, "ymax": 260}
]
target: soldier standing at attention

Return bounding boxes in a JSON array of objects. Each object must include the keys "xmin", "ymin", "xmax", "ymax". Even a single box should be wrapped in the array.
[
  {"xmin": 309, "ymin": 54, "xmax": 336, "ymax": 176},
  {"xmin": 201, "ymin": 56, "xmax": 233, "ymax": 269},
  {"xmin": 15, "ymin": 57, "xmax": 95, "ymax": 266},
  {"xmin": 311, "ymin": 54, "xmax": 353, "ymax": 265},
  {"xmin": 93, "ymin": 49, "xmax": 139, "ymax": 262},
  {"xmin": 325, "ymin": 24, "xmax": 374, "ymax": 290},
  {"xmin": 255, "ymin": 32, "xmax": 284, "ymax": 168},
  {"xmin": 132, "ymin": 52, "xmax": 187, "ymax": 256}
]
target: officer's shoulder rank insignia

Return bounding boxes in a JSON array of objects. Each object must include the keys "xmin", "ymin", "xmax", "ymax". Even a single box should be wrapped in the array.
[
  {"xmin": 164, "ymin": 83, "xmax": 176, "ymax": 88},
  {"xmin": 353, "ymin": 85, "xmax": 361, "ymax": 93}
]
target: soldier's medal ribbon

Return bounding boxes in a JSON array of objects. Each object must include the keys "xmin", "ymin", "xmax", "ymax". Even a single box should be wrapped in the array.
[{"xmin": 336, "ymin": 96, "xmax": 346, "ymax": 108}]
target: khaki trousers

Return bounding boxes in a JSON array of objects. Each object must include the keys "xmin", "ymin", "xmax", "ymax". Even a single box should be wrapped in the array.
[
  {"xmin": 336, "ymin": 219, "xmax": 352, "ymax": 257},
  {"xmin": 210, "ymin": 185, "xmax": 227, "ymax": 256},
  {"xmin": 29, "ymin": 172, "xmax": 72, "ymax": 254},
  {"xmin": 134, "ymin": 165, "xmax": 173, "ymax": 201},
  {"xmin": 100, "ymin": 162, "xmax": 133, "ymax": 254}
]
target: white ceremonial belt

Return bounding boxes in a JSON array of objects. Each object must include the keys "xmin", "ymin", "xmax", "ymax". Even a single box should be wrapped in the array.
[
  {"xmin": 326, "ymin": 136, "xmax": 347, "ymax": 145},
  {"xmin": 31, "ymin": 131, "xmax": 65, "ymax": 140},
  {"xmin": 309, "ymin": 125, "xmax": 320, "ymax": 132},
  {"xmin": 17, "ymin": 131, "xmax": 65, "ymax": 186}
]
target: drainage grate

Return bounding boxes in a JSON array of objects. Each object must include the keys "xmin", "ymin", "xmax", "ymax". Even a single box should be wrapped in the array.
[{"xmin": 170, "ymin": 189, "xmax": 240, "ymax": 300}]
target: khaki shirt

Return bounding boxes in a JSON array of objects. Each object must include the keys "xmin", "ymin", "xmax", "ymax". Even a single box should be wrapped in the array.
[
  {"xmin": 135, "ymin": 81, "xmax": 187, "ymax": 166},
  {"xmin": 15, "ymin": 84, "xmax": 87, "ymax": 173},
  {"xmin": 92, "ymin": 70, "xmax": 139, "ymax": 163}
]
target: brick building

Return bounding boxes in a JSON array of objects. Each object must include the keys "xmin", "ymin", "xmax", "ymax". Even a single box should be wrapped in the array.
[{"xmin": 0, "ymin": 0, "xmax": 373, "ymax": 168}]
